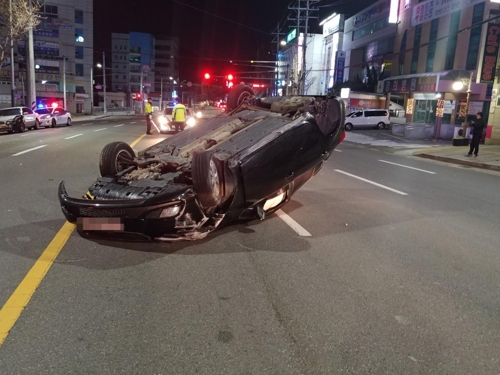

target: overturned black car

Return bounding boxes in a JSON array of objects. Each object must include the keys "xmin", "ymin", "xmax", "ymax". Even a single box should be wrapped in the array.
[{"xmin": 59, "ymin": 85, "xmax": 346, "ymax": 241}]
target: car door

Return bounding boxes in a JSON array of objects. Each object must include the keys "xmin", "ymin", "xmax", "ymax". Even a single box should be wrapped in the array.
[
  {"xmin": 53, "ymin": 108, "xmax": 63, "ymax": 125},
  {"xmin": 363, "ymin": 110, "xmax": 375, "ymax": 127},
  {"xmin": 22, "ymin": 108, "xmax": 36, "ymax": 127},
  {"xmin": 350, "ymin": 111, "xmax": 363, "ymax": 127}
]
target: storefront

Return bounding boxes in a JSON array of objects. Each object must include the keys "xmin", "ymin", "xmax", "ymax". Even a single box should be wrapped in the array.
[{"xmin": 382, "ymin": 70, "xmax": 488, "ymax": 139}]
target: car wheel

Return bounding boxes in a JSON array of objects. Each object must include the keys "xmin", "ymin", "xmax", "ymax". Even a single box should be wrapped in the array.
[
  {"xmin": 33, "ymin": 119, "xmax": 40, "ymax": 130},
  {"xmin": 227, "ymin": 85, "xmax": 254, "ymax": 111},
  {"xmin": 51, "ymin": 119, "xmax": 57, "ymax": 128},
  {"xmin": 15, "ymin": 118, "xmax": 26, "ymax": 133},
  {"xmin": 192, "ymin": 152, "xmax": 223, "ymax": 208},
  {"xmin": 99, "ymin": 142, "xmax": 136, "ymax": 177},
  {"xmin": 66, "ymin": 117, "xmax": 72, "ymax": 126},
  {"xmin": 377, "ymin": 122, "xmax": 385, "ymax": 130},
  {"xmin": 345, "ymin": 123, "xmax": 353, "ymax": 131}
]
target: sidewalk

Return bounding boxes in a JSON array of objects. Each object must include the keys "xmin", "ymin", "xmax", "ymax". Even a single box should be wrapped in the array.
[{"xmin": 414, "ymin": 145, "xmax": 500, "ymax": 172}]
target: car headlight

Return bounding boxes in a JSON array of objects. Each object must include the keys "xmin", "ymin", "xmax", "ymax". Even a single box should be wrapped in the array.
[
  {"xmin": 158, "ymin": 116, "xmax": 167, "ymax": 125},
  {"xmin": 159, "ymin": 205, "xmax": 181, "ymax": 218},
  {"xmin": 196, "ymin": 111, "xmax": 202, "ymax": 118},
  {"xmin": 186, "ymin": 117, "xmax": 196, "ymax": 127}
]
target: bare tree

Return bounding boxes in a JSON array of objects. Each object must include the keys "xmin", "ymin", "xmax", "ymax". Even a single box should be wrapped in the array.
[{"xmin": 0, "ymin": 0, "xmax": 41, "ymax": 65}]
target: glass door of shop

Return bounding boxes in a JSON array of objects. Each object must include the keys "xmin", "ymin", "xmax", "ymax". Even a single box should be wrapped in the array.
[{"xmin": 414, "ymin": 100, "xmax": 436, "ymax": 124}]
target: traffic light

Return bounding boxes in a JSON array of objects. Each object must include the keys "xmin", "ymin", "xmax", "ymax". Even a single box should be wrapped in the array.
[{"xmin": 226, "ymin": 73, "xmax": 234, "ymax": 88}]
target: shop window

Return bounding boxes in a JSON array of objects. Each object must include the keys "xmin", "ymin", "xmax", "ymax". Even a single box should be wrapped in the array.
[
  {"xmin": 75, "ymin": 46, "xmax": 84, "ymax": 59},
  {"xmin": 75, "ymin": 63, "xmax": 84, "ymax": 77},
  {"xmin": 75, "ymin": 9, "xmax": 83, "ymax": 24},
  {"xmin": 76, "ymin": 86, "xmax": 85, "ymax": 93},
  {"xmin": 466, "ymin": 2, "xmax": 485, "ymax": 70},
  {"xmin": 445, "ymin": 11, "xmax": 460, "ymax": 70},
  {"xmin": 425, "ymin": 19, "xmax": 439, "ymax": 72}
]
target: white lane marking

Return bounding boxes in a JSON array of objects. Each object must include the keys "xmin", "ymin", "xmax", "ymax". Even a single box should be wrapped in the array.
[
  {"xmin": 130, "ymin": 122, "xmax": 136, "ymax": 124},
  {"xmin": 12, "ymin": 145, "xmax": 47, "ymax": 156},
  {"xmin": 20, "ymin": 133, "xmax": 37, "ymax": 137},
  {"xmin": 276, "ymin": 209, "xmax": 312, "ymax": 237},
  {"xmin": 102, "ymin": 121, "xmax": 108, "ymax": 123},
  {"xmin": 81, "ymin": 123, "xmax": 91, "ymax": 126},
  {"xmin": 65, "ymin": 134, "xmax": 83, "ymax": 140},
  {"xmin": 378, "ymin": 160, "xmax": 436, "ymax": 175},
  {"xmin": 334, "ymin": 149, "xmax": 342, "ymax": 152},
  {"xmin": 114, "ymin": 124, "xmax": 124, "ymax": 127},
  {"xmin": 94, "ymin": 128, "xmax": 107, "ymax": 132},
  {"xmin": 334, "ymin": 169, "xmax": 408, "ymax": 196}
]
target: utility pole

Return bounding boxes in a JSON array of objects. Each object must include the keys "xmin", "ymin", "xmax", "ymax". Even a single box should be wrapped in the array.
[
  {"xmin": 90, "ymin": 66, "xmax": 93, "ymax": 115},
  {"xmin": 288, "ymin": 0, "xmax": 319, "ymax": 94},
  {"xmin": 26, "ymin": 0, "xmax": 36, "ymax": 109},
  {"xmin": 271, "ymin": 22, "xmax": 286, "ymax": 96},
  {"xmin": 9, "ymin": 0, "xmax": 15, "ymax": 106}
]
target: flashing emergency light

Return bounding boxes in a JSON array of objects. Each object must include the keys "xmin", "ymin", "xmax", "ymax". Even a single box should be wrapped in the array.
[
  {"xmin": 227, "ymin": 74, "xmax": 234, "ymax": 81},
  {"xmin": 37, "ymin": 103, "xmax": 45, "ymax": 109},
  {"xmin": 51, "ymin": 102, "xmax": 58, "ymax": 108},
  {"xmin": 204, "ymin": 73, "xmax": 211, "ymax": 80}
]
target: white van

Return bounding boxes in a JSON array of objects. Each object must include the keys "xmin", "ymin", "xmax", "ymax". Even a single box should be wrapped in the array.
[{"xmin": 344, "ymin": 109, "xmax": 390, "ymax": 130}]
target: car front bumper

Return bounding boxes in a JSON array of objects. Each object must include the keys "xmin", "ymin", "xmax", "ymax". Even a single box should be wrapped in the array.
[{"xmin": 58, "ymin": 181, "xmax": 224, "ymax": 241}]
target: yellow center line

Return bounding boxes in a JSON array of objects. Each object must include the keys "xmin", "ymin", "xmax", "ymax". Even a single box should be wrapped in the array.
[
  {"xmin": 0, "ymin": 222, "xmax": 75, "ymax": 345},
  {"xmin": 0, "ymin": 132, "xmax": 146, "ymax": 347}
]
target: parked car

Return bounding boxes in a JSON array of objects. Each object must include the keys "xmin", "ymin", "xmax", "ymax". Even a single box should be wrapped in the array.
[
  {"xmin": 58, "ymin": 84, "xmax": 346, "ymax": 241},
  {"xmin": 156, "ymin": 106, "xmax": 197, "ymax": 133},
  {"xmin": 35, "ymin": 107, "xmax": 72, "ymax": 128},
  {"xmin": 344, "ymin": 109, "xmax": 390, "ymax": 130},
  {"xmin": 0, "ymin": 107, "xmax": 40, "ymax": 133}
]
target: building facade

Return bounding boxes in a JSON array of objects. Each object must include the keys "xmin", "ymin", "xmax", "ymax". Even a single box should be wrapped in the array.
[
  {"xmin": 383, "ymin": 0, "xmax": 499, "ymax": 141},
  {"xmin": 320, "ymin": 13, "xmax": 345, "ymax": 94},
  {"xmin": 110, "ymin": 33, "xmax": 179, "ymax": 106},
  {"xmin": 343, "ymin": 0, "xmax": 397, "ymax": 87},
  {"xmin": 1, "ymin": 0, "xmax": 93, "ymax": 113}
]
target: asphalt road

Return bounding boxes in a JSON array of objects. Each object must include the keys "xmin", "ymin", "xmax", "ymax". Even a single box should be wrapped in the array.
[{"xmin": 0, "ymin": 119, "xmax": 499, "ymax": 374}]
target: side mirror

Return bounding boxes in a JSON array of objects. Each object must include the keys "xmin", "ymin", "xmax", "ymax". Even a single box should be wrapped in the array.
[{"xmin": 23, "ymin": 112, "xmax": 29, "ymax": 115}]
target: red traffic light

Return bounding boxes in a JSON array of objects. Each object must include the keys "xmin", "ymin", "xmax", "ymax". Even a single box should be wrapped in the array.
[
  {"xmin": 227, "ymin": 74, "xmax": 234, "ymax": 81},
  {"xmin": 204, "ymin": 72, "xmax": 211, "ymax": 80}
]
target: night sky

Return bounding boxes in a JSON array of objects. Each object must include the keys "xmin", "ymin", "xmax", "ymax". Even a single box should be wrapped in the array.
[{"xmin": 94, "ymin": 0, "xmax": 378, "ymax": 82}]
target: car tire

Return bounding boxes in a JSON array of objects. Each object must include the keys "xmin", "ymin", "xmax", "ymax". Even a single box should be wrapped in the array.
[
  {"xmin": 227, "ymin": 85, "xmax": 254, "ymax": 111},
  {"xmin": 66, "ymin": 117, "xmax": 72, "ymax": 126},
  {"xmin": 345, "ymin": 123, "xmax": 353, "ymax": 131},
  {"xmin": 99, "ymin": 141, "xmax": 136, "ymax": 177},
  {"xmin": 33, "ymin": 119, "xmax": 40, "ymax": 130},
  {"xmin": 51, "ymin": 119, "xmax": 57, "ymax": 128},
  {"xmin": 192, "ymin": 152, "xmax": 223, "ymax": 208},
  {"xmin": 377, "ymin": 122, "xmax": 385, "ymax": 130},
  {"xmin": 15, "ymin": 118, "xmax": 26, "ymax": 133}
]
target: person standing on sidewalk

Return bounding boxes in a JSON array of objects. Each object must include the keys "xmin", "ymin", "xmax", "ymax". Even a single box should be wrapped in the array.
[
  {"xmin": 145, "ymin": 98, "xmax": 153, "ymax": 135},
  {"xmin": 467, "ymin": 112, "xmax": 485, "ymax": 157}
]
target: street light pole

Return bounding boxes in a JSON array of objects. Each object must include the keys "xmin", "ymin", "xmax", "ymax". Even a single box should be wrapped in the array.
[
  {"xmin": 140, "ymin": 68, "xmax": 144, "ymax": 114},
  {"xmin": 103, "ymin": 51, "xmax": 107, "ymax": 115},
  {"xmin": 461, "ymin": 71, "xmax": 473, "ymax": 139},
  {"xmin": 90, "ymin": 67, "xmax": 93, "ymax": 115},
  {"xmin": 160, "ymin": 77, "xmax": 163, "ymax": 111}
]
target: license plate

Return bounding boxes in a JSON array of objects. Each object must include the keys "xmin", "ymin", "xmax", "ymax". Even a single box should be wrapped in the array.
[{"xmin": 77, "ymin": 217, "xmax": 124, "ymax": 231}]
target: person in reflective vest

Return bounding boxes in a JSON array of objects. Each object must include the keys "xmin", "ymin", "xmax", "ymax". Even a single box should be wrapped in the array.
[
  {"xmin": 145, "ymin": 98, "xmax": 154, "ymax": 135},
  {"xmin": 172, "ymin": 102, "xmax": 186, "ymax": 132}
]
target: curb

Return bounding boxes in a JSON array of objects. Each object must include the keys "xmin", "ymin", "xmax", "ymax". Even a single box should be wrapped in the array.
[{"xmin": 416, "ymin": 153, "xmax": 500, "ymax": 171}]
